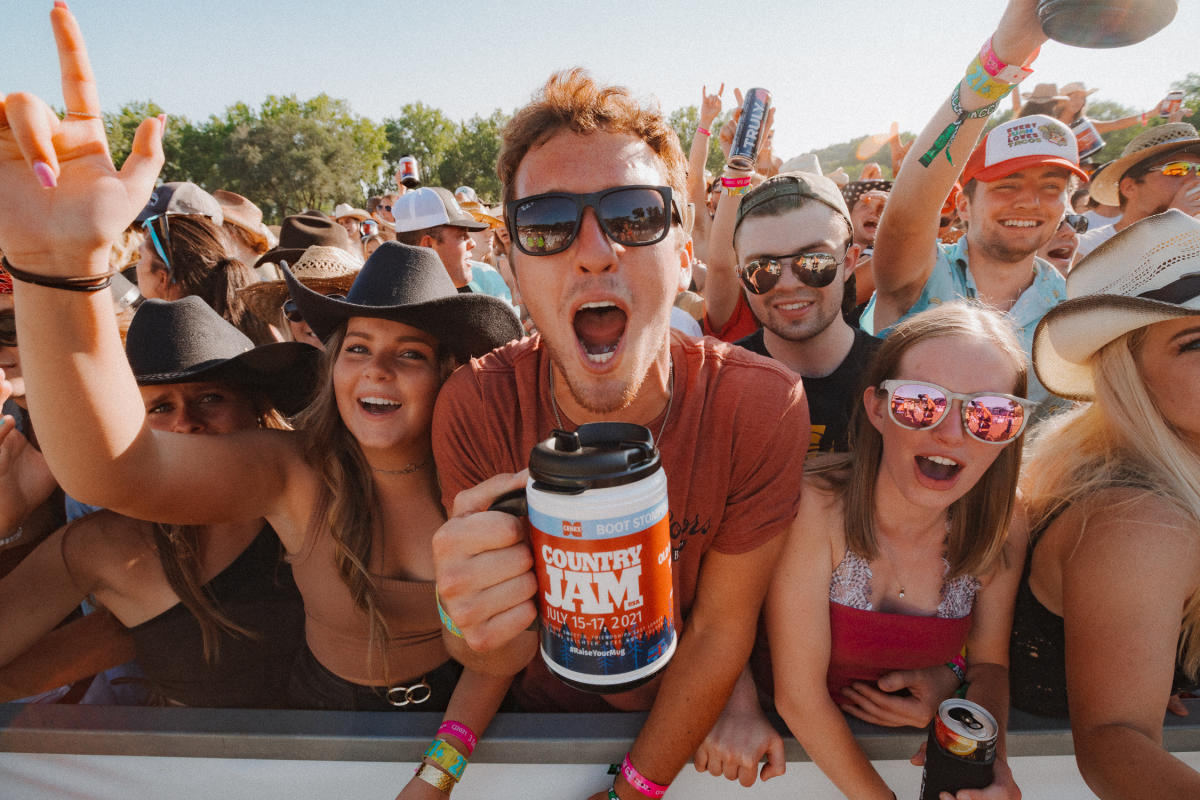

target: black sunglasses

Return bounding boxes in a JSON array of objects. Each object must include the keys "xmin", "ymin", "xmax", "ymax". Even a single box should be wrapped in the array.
[
  {"xmin": 1062, "ymin": 213, "xmax": 1089, "ymax": 234},
  {"xmin": 737, "ymin": 248, "xmax": 847, "ymax": 295},
  {"xmin": 0, "ymin": 312, "xmax": 15, "ymax": 348},
  {"xmin": 506, "ymin": 185, "xmax": 679, "ymax": 256}
]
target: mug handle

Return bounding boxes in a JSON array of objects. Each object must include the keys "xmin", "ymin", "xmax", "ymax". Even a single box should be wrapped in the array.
[{"xmin": 488, "ymin": 487, "xmax": 528, "ymax": 517}]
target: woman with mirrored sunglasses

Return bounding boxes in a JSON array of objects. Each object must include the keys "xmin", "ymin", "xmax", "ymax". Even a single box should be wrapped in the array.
[{"xmin": 704, "ymin": 303, "xmax": 1027, "ymax": 798}]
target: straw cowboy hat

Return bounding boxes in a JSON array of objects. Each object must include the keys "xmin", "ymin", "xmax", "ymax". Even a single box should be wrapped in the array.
[
  {"xmin": 1088, "ymin": 123, "xmax": 1200, "ymax": 206},
  {"xmin": 127, "ymin": 296, "xmax": 320, "ymax": 416},
  {"xmin": 332, "ymin": 203, "xmax": 370, "ymax": 221},
  {"xmin": 1033, "ymin": 210, "xmax": 1200, "ymax": 400},
  {"xmin": 213, "ymin": 190, "xmax": 276, "ymax": 251},
  {"xmin": 1021, "ymin": 83, "xmax": 1069, "ymax": 102},
  {"xmin": 1059, "ymin": 82, "xmax": 1099, "ymax": 97},
  {"xmin": 282, "ymin": 241, "xmax": 522, "ymax": 360},
  {"xmin": 239, "ymin": 245, "xmax": 362, "ymax": 323},
  {"xmin": 459, "ymin": 199, "xmax": 504, "ymax": 229}
]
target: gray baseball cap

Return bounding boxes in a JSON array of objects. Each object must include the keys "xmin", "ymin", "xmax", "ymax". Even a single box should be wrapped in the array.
[
  {"xmin": 734, "ymin": 171, "xmax": 851, "ymax": 236},
  {"xmin": 135, "ymin": 181, "xmax": 224, "ymax": 226}
]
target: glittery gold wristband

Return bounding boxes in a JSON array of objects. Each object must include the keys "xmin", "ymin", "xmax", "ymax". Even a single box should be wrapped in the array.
[
  {"xmin": 415, "ymin": 762, "xmax": 457, "ymax": 793},
  {"xmin": 423, "ymin": 738, "xmax": 468, "ymax": 780}
]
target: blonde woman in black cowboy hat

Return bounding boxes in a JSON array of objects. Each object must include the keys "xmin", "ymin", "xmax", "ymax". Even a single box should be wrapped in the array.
[
  {"xmin": 0, "ymin": 297, "xmax": 313, "ymax": 707},
  {"xmin": 1011, "ymin": 210, "xmax": 1200, "ymax": 797},
  {"xmin": 0, "ymin": 8, "xmax": 522, "ymax": 795}
]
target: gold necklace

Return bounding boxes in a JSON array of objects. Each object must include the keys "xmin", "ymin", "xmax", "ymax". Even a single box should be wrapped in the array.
[
  {"xmin": 548, "ymin": 358, "xmax": 675, "ymax": 443},
  {"xmin": 887, "ymin": 516, "xmax": 952, "ymax": 599},
  {"xmin": 372, "ymin": 456, "xmax": 431, "ymax": 476}
]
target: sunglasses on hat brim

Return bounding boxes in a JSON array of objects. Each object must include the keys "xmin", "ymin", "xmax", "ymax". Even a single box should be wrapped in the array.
[{"xmin": 879, "ymin": 379, "xmax": 1033, "ymax": 444}]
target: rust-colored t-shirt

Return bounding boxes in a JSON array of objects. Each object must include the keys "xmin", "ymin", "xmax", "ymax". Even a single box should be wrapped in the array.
[
  {"xmin": 433, "ymin": 330, "xmax": 809, "ymax": 711},
  {"xmin": 701, "ymin": 291, "xmax": 760, "ymax": 343}
]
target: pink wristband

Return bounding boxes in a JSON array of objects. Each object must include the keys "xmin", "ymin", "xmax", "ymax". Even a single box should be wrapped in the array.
[
  {"xmin": 437, "ymin": 720, "xmax": 477, "ymax": 756},
  {"xmin": 978, "ymin": 36, "xmax": 1037, "ymax": 84},
  {"xmin": 721, "ymin": 175, "xmax": 751, "ymax": 188},
  {"xmin": 621, "ymin": 753, "xmax": 669, "ymax": 799},
  {"xmin": 696, "ymin": 126, "xmax": 711, "ymax": 137}
]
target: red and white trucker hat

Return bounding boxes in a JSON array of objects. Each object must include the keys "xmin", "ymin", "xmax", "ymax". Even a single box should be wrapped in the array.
[{"xmin": 961, "ymin": 114, "xmax": 1089, "ymax": 185}]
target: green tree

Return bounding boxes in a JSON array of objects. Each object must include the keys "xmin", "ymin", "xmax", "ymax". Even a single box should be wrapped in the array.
[
  {"xmin": 439, "ymin": 110, "xmax": 510, "ymax": 202},
  {"xmin": 214, "ymin": 94, "xmax": 387, "ymax": 221},
  {"xmin": 379, "ymin": 103, "xmax": 457, "ymax": 194},
  {"xmin": 669, "ymin": 104, "xmax": 729, "ymax": 178}
]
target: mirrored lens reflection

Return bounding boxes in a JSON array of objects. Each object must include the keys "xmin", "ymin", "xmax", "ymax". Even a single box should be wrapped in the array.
[
  {"xmin": 515, "ymin": 196, "xmax": 577, "ymax": 254},
  {"xmin": 891, "ymin": 384, "xmax": 948, "ymax": 428},
  {"xmin": 599, "ymin": 189, "xmax": 668, "ymax": 244},
  {"xmin": 965, "ymin": 396, "xmax": 1024, "ymax": 443}
]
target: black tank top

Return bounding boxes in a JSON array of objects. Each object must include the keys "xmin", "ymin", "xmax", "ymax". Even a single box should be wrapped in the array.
[
  {"xmin": 127, "ymin": 525, "xmax": 304, "ymax": 708},
  {"xmin": 1009, "ymin": 510, "xmax": 1198, "ymax": 717}
]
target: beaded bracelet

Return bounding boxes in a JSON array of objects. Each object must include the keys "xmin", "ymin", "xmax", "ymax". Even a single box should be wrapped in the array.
[
  {"xmin": 620, "ymin": 753, "xmax": 669, "ymax": 799},
  {"xmin": 1, "ymin": 257, "xmax": 114, "ymax": 293},
  {"xmin": 423, "ymin": 738, "xmax": 468, "ymax": 781},
  {"xmin": 918, "ymin": 83, "xmax": 1001, "ymax": 168},
  {"xmin": 608, "ymin": 790, "xmax": 621, "ymax": 800},
  {"xmin": 437, "ymin": 720, "xmax": 478, "ymax": 756},
  {"xmin": 414, "ymin": 762, "xmax": 457, "ymax": 793},
  {"xmin": 434, "ymin": 587, "xmax": 465, "ymax": 638}
]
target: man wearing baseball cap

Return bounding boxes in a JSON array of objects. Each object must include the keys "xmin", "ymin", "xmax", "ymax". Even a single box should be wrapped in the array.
[
  {"xmin": 864, "ymin": 1, "xmax": 1087, "ymax": 412},
  {"xmin": 392, "ymin": 186, "xmax": 489, "ymax": 290},
  {"xmin": 1076, "ymin": 123, "xmax": 1200, "ymax": 258}
]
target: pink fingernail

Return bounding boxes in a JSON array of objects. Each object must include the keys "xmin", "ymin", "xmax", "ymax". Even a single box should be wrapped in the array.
[
  {"xmin": 54, "ymin": 1, "xmax": 68, "ymax": 9},
  {"xmin": 32, "ymin": 160, "xmax": 57, "ymax": 189}
]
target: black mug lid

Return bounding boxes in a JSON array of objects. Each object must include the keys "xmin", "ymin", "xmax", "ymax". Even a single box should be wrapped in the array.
[{"xmin": 529, "ymin": 422, "xmax": 661, "ymax": 493}]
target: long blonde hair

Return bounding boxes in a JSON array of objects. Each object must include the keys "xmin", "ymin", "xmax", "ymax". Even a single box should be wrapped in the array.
[
  {"xmin": 1022, "ymin": 327, "xmax": 1200, "ymax": 676},
  {"xmin": 812, "ymin": 302, "xmax": 1028, "ymax": 579}
]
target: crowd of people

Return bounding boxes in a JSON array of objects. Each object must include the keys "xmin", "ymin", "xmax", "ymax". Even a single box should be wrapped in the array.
[{"xmin": 1, "ymin": 1, "xmax": 1199, "ymax": 799}]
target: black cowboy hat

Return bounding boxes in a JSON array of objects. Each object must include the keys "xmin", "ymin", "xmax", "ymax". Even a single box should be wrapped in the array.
[
  {"xmin": 253, "ymin": 213, "xmax": 352, "ymax": 270},
  {"xmin": 282, "ymin": 241, "xmax": 523, "ymax": 361},
  {"xmin": 126, "ymin": 296, "xmax": 320, "ymax": 416}
]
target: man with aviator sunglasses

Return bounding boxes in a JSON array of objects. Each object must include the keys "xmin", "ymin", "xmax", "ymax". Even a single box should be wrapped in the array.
[
  {"xmin": 431, "ymin": 69, "xmax": 809, "ymax": 800},
  {"xmin": 730, "ymin": 171, "xmax": 882, "ymax": 454}
]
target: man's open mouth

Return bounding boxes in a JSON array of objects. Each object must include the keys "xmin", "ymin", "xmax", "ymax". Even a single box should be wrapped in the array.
[{"xmin": 573, "ymin": 301, "xmax": 627, "ymax": 365}]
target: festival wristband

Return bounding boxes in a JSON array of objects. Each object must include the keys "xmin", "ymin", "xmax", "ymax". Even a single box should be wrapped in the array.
[
  {"xmin": 978, "ymin": 35, "xmax": 1037, "ymax": 84},
  {"xmin": 721, "ymin": 175, "xmax": 751, "ymax": 188},
  {"xmin": 919, "ymin": 83, "xmax": 1001, "ymax": 168},
  {"xmin": 434, "ymin": 587, "xmax": 464, "ymax": 638},
  {"xmin": 423, "ymin": 739, "xmax": 468, "ymax": 781},
  {"xmin": 946, "ymin": 655, "xmax": 967, "ymax": 685},
  {"xmin": 437, "ymin": 721, "xmax": 478, "ymax": 756},
  {"xmin": 608, "ymin": 790, "xmax": 621, "ymax": 800},
  {"xmin": 621, "ymin": 753, "xmax": 669, "ymax": 799},
  {"xmin": 414, "ymin": 762, "xmax": 457, "ymax": 793},
  {"xmin": 964, "ymin": 56, "xmax": 1017, "ymax": 102},
  {"xmin": 696, "ymin": 126, "xmax": 711, "ymax": 137}
]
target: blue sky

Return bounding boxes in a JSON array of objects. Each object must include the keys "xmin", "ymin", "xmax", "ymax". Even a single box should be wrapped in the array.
[{"xmin": 4, "ymin": 1, "xmax": 1196, "ymax": 163}]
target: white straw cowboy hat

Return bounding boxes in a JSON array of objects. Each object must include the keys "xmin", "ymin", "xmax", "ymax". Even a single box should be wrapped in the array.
[
  {"xmin": 239, "ymin": 245, "xmax": 362, "ymax": 323},
  {"xmin": 332, "ymin": 203, "xmax": 370, "ymax": 221},
  {"xmin": 1089, "ymin": 123, "xmax": 1200, "ymax": 206},
  {"xmin": 1033, "ymin": 210, "xmax": 1200, "ymax": 400},
  {"xmin": 1059, "ymin": 82, "xmax": 1099, "ymax": 97}
]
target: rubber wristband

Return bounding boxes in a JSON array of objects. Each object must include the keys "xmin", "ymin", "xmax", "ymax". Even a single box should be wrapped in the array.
[
  {"xmin": 414, "ymin": 763, "xmax": 457, "ymax": 793},
  {"xmin": 696, "ymin": 126, "xmax": 711, "ymax": 137},
  {"xmin": 978, "ymin": 35, "xmax": 1037, "ymax": 84},
  {"xmin": 621, "ymin": 753, "xmax": 669, "ymax": 799},
  {"xmin": 435, "ymin": 587, "xmax": 464, "ymax": 638},
  {"xmin": 437, "ymin": 721, "xmax": 477, "ymax": 756},
  {"xmin": 423, "ymin": 739, "xmax": 468, "ymax": 781},
  {"xmin": 946, "ymin": 658, "xmax": 967, "ymax": 685},
  {"xmin": 608, "ymin": 790, "xmax": 620, "ymax": 800},
  {"xmin": 721, "ymin": 175, "xmax": 751, "ymax": 188},
  {"xmin": 1, "ymin": 257, "xmax": 114, "ymax": 293}
]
